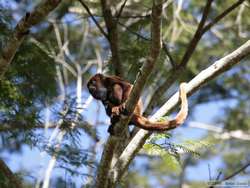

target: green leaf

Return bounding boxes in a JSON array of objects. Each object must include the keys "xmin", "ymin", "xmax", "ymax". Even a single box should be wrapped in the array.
[{"xmin": 162, "ymin": 153, "xmax": 181, "ymax": 173}]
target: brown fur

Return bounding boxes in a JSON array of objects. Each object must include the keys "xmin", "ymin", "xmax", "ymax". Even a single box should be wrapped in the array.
[{"xmin": 87, "ymin": 74, "xmax": 188, "ymax": 132}]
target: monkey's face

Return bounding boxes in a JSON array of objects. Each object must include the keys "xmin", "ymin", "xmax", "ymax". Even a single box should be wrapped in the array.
[{"xmin": 87, "ymin": 74, "xmax": 108, "ymax": 101}]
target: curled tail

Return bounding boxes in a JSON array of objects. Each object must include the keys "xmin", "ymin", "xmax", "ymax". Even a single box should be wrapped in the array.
[{"xmin": 131, "ymin": 83, "xmax": 188, "ymax": 131}]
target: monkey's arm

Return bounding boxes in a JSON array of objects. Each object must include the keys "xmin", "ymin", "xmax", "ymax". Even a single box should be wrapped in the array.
[{"xmin": 110, "ymin": 82, "xmax": 132, "ymax": 116}]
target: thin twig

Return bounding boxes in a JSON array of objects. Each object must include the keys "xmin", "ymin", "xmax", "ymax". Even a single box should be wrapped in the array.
[
  {"xmin": 116, "ymin": 0, "xmax": 128, "ymax": 22},
  {"xmin": 162, "ymin": 41, "xmax": 176, "ymax": 67},
  {"xmin": 208, "ymin": 164, "xmax": 212, "ymax": 180},
  {"xmin": 209, "ymin": 161, "xmax": 250, "ymax": 188},
  {"xmin": 118, "ymin": 22, "xmax": 176, "ymax": 67},
  {"xmin": 202, "ymin": 0, "xmax": 246, "ymax": 34},
  {"xmin": 78, "ymin": 0, "xmax": 109, "ymax": 40},
  {"xmin": 117, "ymin": 21, "xmax": 150, "ymax": 41}
]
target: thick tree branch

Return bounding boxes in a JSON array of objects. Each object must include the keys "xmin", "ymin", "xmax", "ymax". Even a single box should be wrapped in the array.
[
  {"xmin": 100, "ymin": 0, "xmax": 123, "ymax": 77},
  {"xmin": 94, "ymin": 1, "xmax": 129, "ymax": 185},
  {"xmin": 111, "ymin": 40, "xmax": 250, "ymax": 182},
  {"xmin": 94, "ymin": 137, "xmax": 117, "ymax": 188},
  {"xmin": 94, "ymin": 1, "xmax": 163, "ymax": 187},
  {"xmin": 111, "ymin": 0, "xmax": 163, "ymax": 137},
  {"xmin": 0, "ymin": 158, "xmax": 23, "ymax": 188},
  {"xmin": 124, "ymin": 0, "xmax": 163, "ymax": 115},
  {"xmin": 144, "ymin": 0, "xmax": 214, "ymax": 114},
  {"xmin": 145, "ymin": 0, "xmax": 245, "ymax": 115},
  {"xmin": 109, "ymin": 1, "xmax": 163, "ymax": 186},
  {"xmin": 0, "ymin": 0, "xmax": 62, "ymax": 78},
  {"xmin": 179, "ymin": 0, "xmax": 214, "ymax": 68}
]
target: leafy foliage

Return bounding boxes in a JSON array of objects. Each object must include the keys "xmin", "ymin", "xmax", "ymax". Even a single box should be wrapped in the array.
[{"xmin": 0, "ymin": 0, "xmax": 249, "ymax": 187}]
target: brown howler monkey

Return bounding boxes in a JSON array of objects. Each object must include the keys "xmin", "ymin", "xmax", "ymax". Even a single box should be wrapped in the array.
[{"xmin": 87, "ymin": 73, "xmax": 188, "ymax": 134}]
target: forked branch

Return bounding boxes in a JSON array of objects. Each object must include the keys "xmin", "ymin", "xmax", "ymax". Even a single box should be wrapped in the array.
[{"xmin": 111, "ymin": 40, "xmax": 250, "ymax": 184}]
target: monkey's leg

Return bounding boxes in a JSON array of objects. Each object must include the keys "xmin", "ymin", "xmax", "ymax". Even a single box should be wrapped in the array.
[{"xmin": 108, "ymin": 115, "xmax": 120, "ymax": 135}]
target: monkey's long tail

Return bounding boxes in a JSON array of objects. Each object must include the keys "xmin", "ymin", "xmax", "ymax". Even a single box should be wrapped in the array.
[{"xmin": 131, "ymin": 83, "xmax": 188, "ymax": 131}]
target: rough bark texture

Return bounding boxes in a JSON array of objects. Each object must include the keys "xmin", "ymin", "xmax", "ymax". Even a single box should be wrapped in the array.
[
  {"xmin": 0, "ymin": 0, "xmax": 62, "ymax": 78},
  {"xmin": 124, "ymin": 0, "xmax": 163, "ymax": 114},
  {"xmin": 100, "ymin": 0, "xmax": 123, "ymax": 77},
  {"xmin": 112, "ymin": 0, "xmax": 163, "ymax": 136},
  {"xmin": 0, "ymin": 158, "xmax": 23, "ymax": 188},
  {"xmin": 94, "ymin": 1, "xmax": 163, "ymax": 187}
]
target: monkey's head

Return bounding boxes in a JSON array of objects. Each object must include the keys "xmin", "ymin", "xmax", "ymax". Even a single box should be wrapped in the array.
[{"xmin": 87, "ymin": 74, "xmax": 108, "ymax": 101}]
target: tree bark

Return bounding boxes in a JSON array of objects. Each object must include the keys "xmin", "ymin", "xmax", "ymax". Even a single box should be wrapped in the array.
[
  {"xmin": 144, "ymin": 0, "xmax": 246, "ymax": 115},
  {"xmin": 110, "ymin": 40, "xmax": 250, "ymax": 185},
  {"xmin": 0, "ymin": 0, "xmax": 62, "ymax": 78},
  {"xmin": 0, "ymin": 158, "xmax": 23, "ymax": 188},
  {"xmin": 94, "ymin": 1, "xmax": 163, "ymax": 187}
]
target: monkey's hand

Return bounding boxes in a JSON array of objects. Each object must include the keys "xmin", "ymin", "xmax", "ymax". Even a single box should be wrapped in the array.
[
  {"xmin": 109, "ymin": 105, "xmax": 124, "ymax": 135},
  {"xmin": 111, "ymin": 106, "xmax": 121, "ymax": 116},
  {"xmin": 111, "ymin": 103, "xmax": 127, "ymax": 116}
]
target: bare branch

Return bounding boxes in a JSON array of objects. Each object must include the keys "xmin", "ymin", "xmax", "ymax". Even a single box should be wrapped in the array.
[
  {"xmin": 179, "ymin": 0, "xmax": 214, "ymax": 67},
  {"xmin": 124, "ymin": 0, "xmax": 163, "ymax": 115},
  {"xmin": 188, "ymin": 121, "xmax": 250, "ymax": 141},
  {"xmin": 202, "ymin": 0, "xmax": 246, "ymax": 34},
  {"xmin": 95, "ymin": 137, "xmax": 118, "ymax": 188},
  {"xmin": 145, "ymin": 0, "xmax": 245, "ymax": 115},
  {"xmin": 94, "ymin": 1, "xmax": 163, "ymax": 187},
  {"xmin": 209, "ymin": 161, "xmax": 250, "ymax": 188},
  {"xmin": 117, "ymin": 21, "xmax": 150, "ymax": 41},
  {"xmin": 111, "ymin": 40, "xmax": 250, "ymax": 183},
  {"xmin": 0, "ymin": 0, "xmax": 62, "ymax": 78},
  {"xmin": 144, "ymin": 0, "xmax": 214, "ymax": 114}
]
